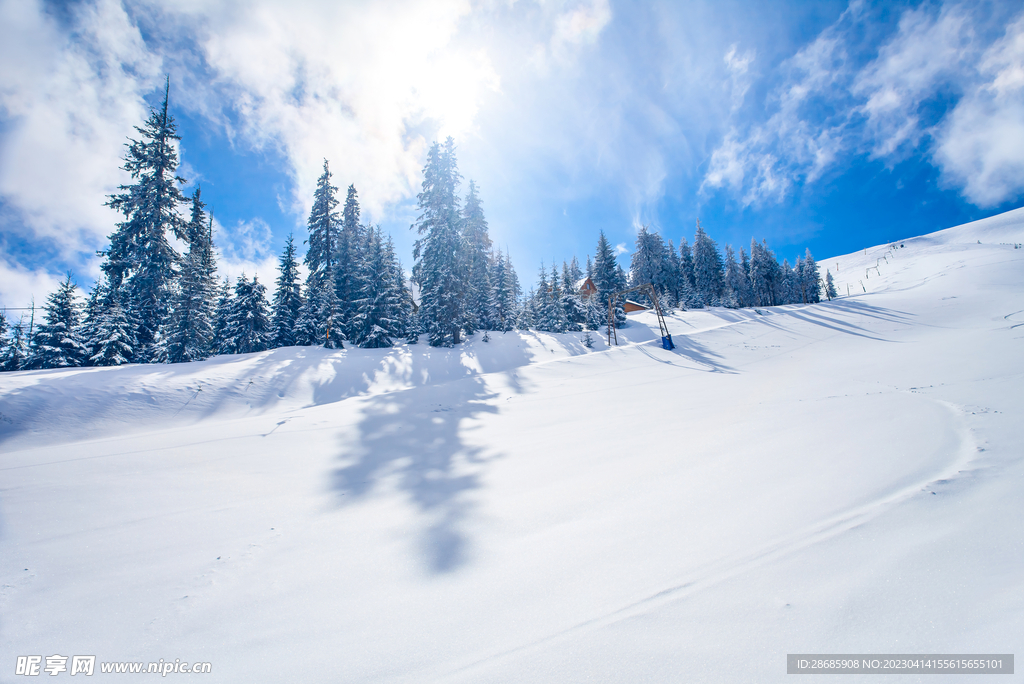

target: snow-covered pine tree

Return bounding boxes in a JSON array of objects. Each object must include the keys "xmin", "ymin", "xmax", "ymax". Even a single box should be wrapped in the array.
[
  {"xmin": 692, "ymin": 220, "xmax": 725, "ymax": 307},
  {"xmin": 824, "ymin": 270, "xmax": 838, "ymax": 300},
  {"xmin": 412, "ymin": 138, "xmax": 466, "ymax": 346},
  {"xmin": 25, "ymin": 275, "xmax": 88, "ymax": 369},
  {"xmin": 306, "ymin": 160, "xmax": 341, "ymax": 291},
  {"xmin": 271, "ymin": 234, "xmax": 303, "ymax": 348},
  {"xmin": 629, "ymin": 225, "xmax": 670, "ymax": 306},
  {"xmin": 0, "ymin": 316, "xmax": 30, "ymax": 371},
  {"xmin": 781, "ymin": 259, "xmax": 797, "ymax": 305},
  {"xmin": 567, "ymin": 257, "xmax": 583, "ymax": 285},
  {"xmin": 88, "ymin": 290, "xmax": 135, "ymax": 366},
  {"xmin": 335, "ymin": 184, "xmax": 364, "ymax": 338},
  {"xmin": 462, "ymin": 180, "xmax": 496, "ymax": 332},
  {"xmin": 162, "ymin": 189, "xmax": 217, "ymax": 363},
  {"xmin": 101, "ymin": 80, "xmax": 188, "ymax": 361},
  {"xmin": 299, "ymin": 160, "xmax": 345, "ymax": 349},
  {"xmin": 738, "ymin": 247, "xmax": 753, "ymax": 306},
  {"xmin": 723, "ymin": 245, "xmax": 746, "ymax": 308},
  {"xmin": 384, "ymin": 235, "xmax": 415, "ymax": 341},
  {"xmin": 0, "ymin": 312, "xmax": 7, "ymax": 365},
  {"xmin": 536, "ymin": 264, "xmax": 567, "ymax": 333},
  {"xmin": 79, "ymin": 279, "xmax": 105, "ymax": 361},
  {"xmin": 561, "ymin": 261, "xmax": 585, "ymax": 331},
  {"xmin": 749, "ymin": 239, "xmax": 780, "ymax": 307},
  {"xmin": 351, "ymin": 227, "xmax": 407, "ymax": 348},
  {"xmin": 222, "ymin": 274, "xmax": 272, "ymax": 355},
  {"xmin": 295, "ymin": 280, "xmax": 345, "ymax": 348},
  {"xmin": 802, "ymin": 249, "xmax": 821, "ymax": 303},
  {"xmin": 516, "ymin": 288, "xmax": 537, "ymax": 330},
  {"xmin": 678, "ymin": 237, "xmax": 695, "ymax": 290},
  {"xmin": 533, "ymin": 267, "xmax": 551, "ymax": 331},
  {"xmin": 593, "ymin": 231, "xmax": 626, "ymax": 328},
  {"xmin": 664, "ymin": 240, "xmax": 682, "ymax": 309},
  {"xmin": 492, "ymin": 250, "xmax": 521, "ymax": 332},
  {"xmin": 210, "ymin": 278, "xmax": 233, "ymax": 354}
]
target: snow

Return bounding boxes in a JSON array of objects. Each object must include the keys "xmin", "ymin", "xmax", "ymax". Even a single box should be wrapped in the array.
[{"xmin": 2, "ymin": 208, "xmax": 1023, "ymax": 682}]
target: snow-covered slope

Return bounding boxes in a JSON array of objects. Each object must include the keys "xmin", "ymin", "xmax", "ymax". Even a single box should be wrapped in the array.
[{"xmin": 2, "ymin": 209, "xmax": 1023, "ymax": 682}]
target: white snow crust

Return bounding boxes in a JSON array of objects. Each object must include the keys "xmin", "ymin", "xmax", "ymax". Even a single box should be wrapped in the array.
[{"xmin": 2, "ymin": 208, "xmax": 1023, "ymax": 682}]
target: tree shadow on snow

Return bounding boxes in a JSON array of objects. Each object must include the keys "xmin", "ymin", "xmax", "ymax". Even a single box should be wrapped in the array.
[{"xmin": 330, "ymin": 369, "xmax": 500, "ymax": 574}]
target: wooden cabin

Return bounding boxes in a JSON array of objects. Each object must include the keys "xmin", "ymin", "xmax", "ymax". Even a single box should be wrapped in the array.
[
  {"xmin": 575, "ymin": 277, "xmax": 598, "ymax": 301},
  {"xmin": 623, "ymin": 299, "xmax": 649, "ymax": 313}
]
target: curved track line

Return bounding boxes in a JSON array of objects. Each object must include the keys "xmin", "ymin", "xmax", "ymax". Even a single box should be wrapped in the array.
[{"xmin": 443, "ymin": 396, "xmax": 979, "ymax": 679}]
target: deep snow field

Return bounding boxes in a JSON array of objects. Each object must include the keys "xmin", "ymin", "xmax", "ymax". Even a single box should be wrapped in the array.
[{"xmin": 2, "ymin": 209, "xmax": 1023, "ymax": 682}]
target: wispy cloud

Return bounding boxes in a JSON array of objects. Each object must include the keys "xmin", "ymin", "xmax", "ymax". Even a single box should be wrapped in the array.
[
  {"xmin": 701, "ymin": 0, "xmax": 1024, "ymax": 209},
  {"xmin": 933, "ymin": 14, "xmax": 1024, "ymax": 206}
]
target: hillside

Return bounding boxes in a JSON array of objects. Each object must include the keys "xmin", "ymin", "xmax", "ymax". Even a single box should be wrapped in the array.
[{"xmin": 2, "ymin": 208, "xmax": 1023, "ymax": 682}]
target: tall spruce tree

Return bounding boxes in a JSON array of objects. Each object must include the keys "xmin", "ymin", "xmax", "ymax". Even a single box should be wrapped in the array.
[
  {"xmin": 629, "ymin": 225, "xmax": 671, "ymax": 305},
  {"xmin": 1, "ymin": 316, "xmax": 30, "ymax": 371},
  {"xmin": 162, "ymin": 189, "xmax": 217, "ymax": 363},
  {"xmin": 0, "ymin": 312, "xmax": 8, "ymax": 369},
  {"xmin": 492, "ymin": 250, "xmax": 520, "ymax": 332},
  {"xmin": 299, "ymin": 160, "xmax": 345, "ymax": 348},
  {"xmin": 462, "ymin": 180, "xmax": 496, "ymax": 332},
  {"xmin": 26, "ymin": 275, "xmax": 88, "ymax": 369},
  {"xmin": 222, "ymin": 274, "xmax": 272, "ymax": 354},
  {"xmin": 561, "ymin": 261, "xmax": 586, "ymax": 331},
  {"xmin": 305, "ymin": 160, "xmax": 341, "ymax": 289},
  {"xmin": 335, "ymin": 184, "xmax": 364, "ymax": 338},
  {"xmin": 692, "ymin": 220, "xmax": 725, "ymax": 306},
  {"xmin": 101, "ymin": 80, "xmax": 188, "ymax": 360},
  {"xmin": 593, "ymin": 231, "xmax": 626, "ymax": 327},
  {"xmin": 271, "ymin": 234, "xmax": 303, "ymax": 347},
  {"xmin": 749, "ymin": 239, "xmax": 781, "ymax": 307},
  {"xmin": 723, "ymin": 245, "xmax": 747, "ymax": 308},
  {"xmin": 781, "ymin": 259, "xmax": 798, "ymax": 304},
  {"xmin": 351, "ymin": 227, "xmax": 410, "ymax": 348},
  {"xmin": 210, "ymin": 278, "xmax": 233, "ymax": 354},
  {"xmin": 412, "ymin": 138, "xmax": 466, "ymax": 346},
  {"xmin": 88, "ymin": 290, "xmax": 135, "ymax": 366},
  {"xmin": 824, "ymin": 270, "xmax": 838, "ymax": 300},
  {"xmin": 802, "ymin": 249, "xmax": 821, "ymax": 303}
]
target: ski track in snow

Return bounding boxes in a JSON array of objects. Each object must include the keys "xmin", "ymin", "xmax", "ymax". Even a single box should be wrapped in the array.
[{"xmin": 439, "ymin": 396, "xmax": 982, "ymax": 680}]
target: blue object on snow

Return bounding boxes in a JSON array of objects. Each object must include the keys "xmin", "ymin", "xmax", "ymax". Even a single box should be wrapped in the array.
[{"xmin": 662, "ymin": 334, "xmax": 675, "ymax": 350}]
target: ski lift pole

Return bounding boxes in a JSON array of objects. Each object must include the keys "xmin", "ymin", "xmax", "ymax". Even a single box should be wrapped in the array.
[{"xmin": 606, "ymin": 293, "xmax": 618, "ymax": 346}]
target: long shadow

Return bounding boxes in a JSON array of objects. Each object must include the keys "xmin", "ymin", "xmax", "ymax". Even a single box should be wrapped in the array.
[
  {"xmin": 331, "ymin": 368, "xmax": 500, "ymax": 574},
  {"xmin": 825, "ymin": 298, "xmax": 917, "ymax": 324},
  {"xmin": 779, "ymin": 309, "xmax": 902, "ymax": 342},
  {"xmin": 634, "ymin": 334, "xmax": 738, "ymax": 374}
]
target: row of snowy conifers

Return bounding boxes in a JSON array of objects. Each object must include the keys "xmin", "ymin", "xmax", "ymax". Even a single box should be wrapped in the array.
[
  {"xmin": 0, "ymin": 88, "xmax": 524, "ymax": 371},
  {"xmin": 520, "ymin": 223, "xmax": 838, "ymax": 334},
  {"xmin": 0, "ymin": 86, "xmax": 836, "ymax": 372}
]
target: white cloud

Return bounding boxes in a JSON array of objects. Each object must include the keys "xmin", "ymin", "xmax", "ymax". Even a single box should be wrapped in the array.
[
  {"xmin": 0, "ymin": 257, "xmax": 66, "ymax": 311},
  {"xmin": 701, "ymin": 0, "xmax": 1024, "ymax": 209},
  {"xmin": 165, "ymin": 0, "xmax": 501, "ymax": 222},
  {"xmin": 933, "ymin": 15, "xmax": 1024, "ymax": 206},
  {"xmin": 724, "ymin": 44, "xmax": 756, "ymax": 113},
  {"xmin": 211, "ymin": 215, "xmax": 282, "ymax": 293},
  {"xmin": 701, "ymin": 18, "xmax": 850, "ymax": 206},
  {"xmin": 614, "ymin": 242, "xmax": 628, "ymax": 255},
  {"xmin": 852, "ymin": 3, "xmax": 975, "ymax": 159},
  {"xmin": 0, "ymin": 0, "xmax": 161, "ymax": 261},
  {"xmin": 552, "ymin": 0, "xmax": 611, "ymax": 54}
]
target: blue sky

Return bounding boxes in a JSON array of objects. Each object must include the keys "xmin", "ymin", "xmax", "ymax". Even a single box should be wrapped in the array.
[{"xmin": 1, "ymin": 0, "xmax": 1023, "ymax": 308}]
